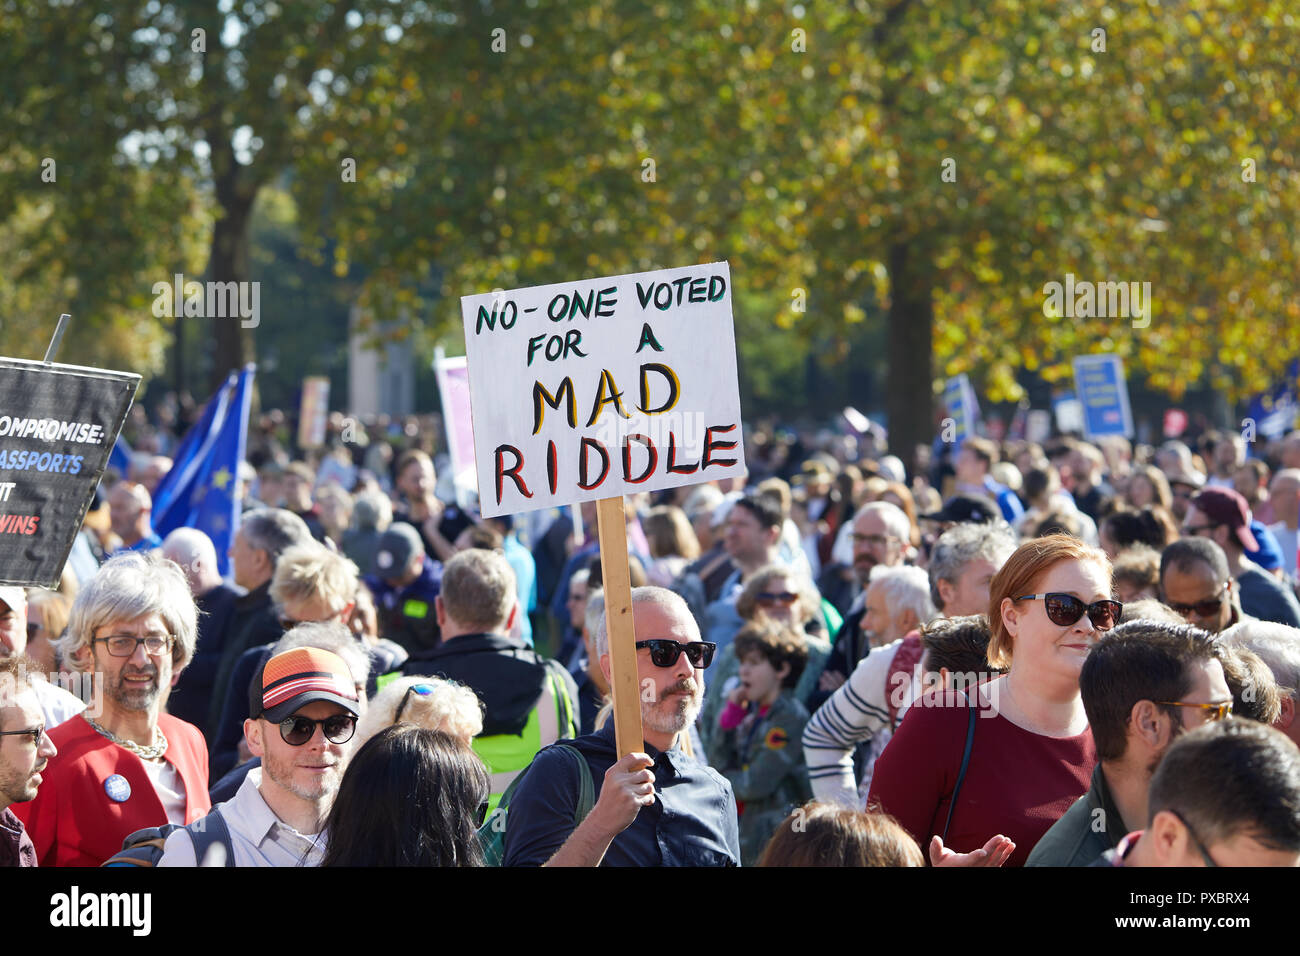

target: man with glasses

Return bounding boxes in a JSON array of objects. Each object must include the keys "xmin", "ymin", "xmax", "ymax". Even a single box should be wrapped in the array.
[
  {"xmin": 159, "ymin": 644, "xmax": 361, "ymax": 866},
  {"xmin": 816, "ymin": 501, "xmax": 911, "ymax": 697},
  {"xmin": 205, "ymin": 623, "xmax": 371, "ymax": 805},
  {"xmin": 504, "ymin": 587, "xmax": 740, "ymax": 866},
  {"xmin": 1096, "ymin": 720, "xmax": 1300, "ymax": 866},
  {"xmin": 0, "ymin": 655, "xmax": 58, "ymax": 866},
  {"xmin": 12, "ymin": 553, "xmax": 211, "ymax": 866},
  {"xmin": 0, "ymin": 585, "xmax": 84, "ymax": 730},
  {"xmin": 1182, "ymin": 486, "xmax": 1300, "ymax": 627},
  {"xmin": 1028, "ymin": 620, "xmax": 1232, "ymax": 866},
  {"xmin": 1159, "ymin": 538, "xmax": 1251, "ymax": 634}
]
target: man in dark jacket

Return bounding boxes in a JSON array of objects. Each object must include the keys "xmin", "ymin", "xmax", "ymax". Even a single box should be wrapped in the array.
[
  {"xmin": 392, "ymin": 548, "xmax": 578, "ymax": 806},
  {"xmin": 207, "ymin": 509, "xmax": 314, "ymax": 738},
  {"xmin": 161, "ymin": 528, "xmax": 241, "ymax": 729},
  {"xmin": 364, "ymin": 522, "xmax": 443, "ymax": 655}
]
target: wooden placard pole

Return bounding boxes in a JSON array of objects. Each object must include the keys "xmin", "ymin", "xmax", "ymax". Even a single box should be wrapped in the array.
[{"xmin": 595, "ymin": 495, "xmax": 644, "ymax": 758}]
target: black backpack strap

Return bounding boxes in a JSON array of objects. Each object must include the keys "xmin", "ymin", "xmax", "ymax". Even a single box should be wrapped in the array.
[
  {"xmin": 940, "ymin": 701, "xmax": 978, "ymax": 845},
  {"xmin": 187, "ymin": 808, "xmax": 236, "ymax": 867}
]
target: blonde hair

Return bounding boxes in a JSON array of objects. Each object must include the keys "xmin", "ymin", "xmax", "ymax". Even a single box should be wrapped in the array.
[
  {"xmin": 270, "ymin": 543, "xmax": 359, "ymax": 612},
  {"xmin": 356, "ymin": 675, "xmax": 484, "ymax": 749}
]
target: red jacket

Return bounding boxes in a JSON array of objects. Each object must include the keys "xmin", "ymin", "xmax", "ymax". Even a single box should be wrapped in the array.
[{"xmin": 11, "ymin": 713, "xmax": 210, "ymax": 867}]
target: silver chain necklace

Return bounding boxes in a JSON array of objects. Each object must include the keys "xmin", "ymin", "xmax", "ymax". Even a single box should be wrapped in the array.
[{"xmin": 84, "ymin": 718, "xmax": 169, "ymax": 760}]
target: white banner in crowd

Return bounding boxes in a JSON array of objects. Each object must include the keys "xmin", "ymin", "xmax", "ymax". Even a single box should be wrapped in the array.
[
  {"xmin": 460, "ymin": 262, "xmax": 746, "ymax": 518},
  {"xmin": 433, "ymin": 347, "xmax": 478, "ymax": 508}
]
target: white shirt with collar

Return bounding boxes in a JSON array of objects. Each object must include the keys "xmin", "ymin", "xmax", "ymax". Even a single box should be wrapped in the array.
[{"xmin": 157, "ymin": 768, "xmax": 326, "ymax": 867}]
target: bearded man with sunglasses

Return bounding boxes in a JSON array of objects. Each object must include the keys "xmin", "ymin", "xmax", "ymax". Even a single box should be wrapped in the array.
[
  {"xmin": 158, "ymin": 645, "xmax": 361, "ymax": 866},
  {"xmin": 504, "ymin": 587, "xmax": 740, "ymax": 866}
]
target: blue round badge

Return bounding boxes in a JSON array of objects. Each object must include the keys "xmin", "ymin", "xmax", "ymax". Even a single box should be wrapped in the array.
[{"xmin": 104, "ymin": 774, "xmax": 131, "ymax": 802}]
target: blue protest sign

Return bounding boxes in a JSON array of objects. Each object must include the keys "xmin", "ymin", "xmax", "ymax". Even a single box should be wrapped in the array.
[{"xmin": 1071, "ymin": 354, "xmax": 1134, "ymax": 440}]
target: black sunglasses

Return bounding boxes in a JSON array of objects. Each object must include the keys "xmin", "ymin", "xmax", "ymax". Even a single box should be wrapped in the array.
[
  {"xmin": 1015, "ymin": 593, "xmax": 1123, "ymax": 630},
  {"xmin": 277, "ymin": 713, "xmax": 357, "ymax": 746},
  {"xmin": 1162, "ymin": 581, "xmax": 1229, "ymax": 618},
  {"xmin": 634, "ymin": 639, "xmax": 716, "ymax": 669}
]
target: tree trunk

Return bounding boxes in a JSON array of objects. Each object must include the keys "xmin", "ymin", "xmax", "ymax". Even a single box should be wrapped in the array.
[
  {"xmin": 207, "ymin": 174, "xmax": 256, "ymax": 391},
  {"xmin": 885, "ymin": 240, "xmax": 935, "ymax": 477}
]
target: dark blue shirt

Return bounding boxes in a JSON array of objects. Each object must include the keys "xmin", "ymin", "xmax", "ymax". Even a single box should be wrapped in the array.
[
  {"xmin": 502, "ymin": 721, "xmax": 740, "ymax": 867},
  {"xmin": 1237, "ymin": 566, "xmax": 1300, "ymax": 627}
]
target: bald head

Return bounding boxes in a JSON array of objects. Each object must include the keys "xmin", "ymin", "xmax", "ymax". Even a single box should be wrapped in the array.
[
  {"xmin": 162, "ymin": 527, "xmax": 222, "ymax": 595},
  {"xmin": 108, "ymin": 482, "xmax": 153, "ymax": 545},
  {"xmin": 1271, "ymin": 469, "xmax": 1300, "ymax": 527}
]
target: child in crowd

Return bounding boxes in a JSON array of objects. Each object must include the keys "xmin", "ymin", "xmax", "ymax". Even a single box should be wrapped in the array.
[{"xmin": 705, "ymin": 620, "xmax": 812, "ymax": 866}]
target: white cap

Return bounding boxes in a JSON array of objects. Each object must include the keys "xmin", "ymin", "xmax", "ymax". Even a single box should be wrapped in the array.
[
  {"xmin": 0, "ymin": 586, "xmax": 26, "ymax": 611},
  {"xmin": 710, "ymin": 491, "xmax": 745, "ymax": 529}
]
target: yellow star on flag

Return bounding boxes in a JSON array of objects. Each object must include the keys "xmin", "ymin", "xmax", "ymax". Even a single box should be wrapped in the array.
[{"xmin": 212, "ymin": 467, "xmax": 233, "ymax": 490}]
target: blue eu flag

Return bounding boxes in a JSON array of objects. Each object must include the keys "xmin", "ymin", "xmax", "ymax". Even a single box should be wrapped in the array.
[
  {"xmin": 108, "ymin": 435, "xmax": 132, "ymax": 478},
  {"xmin": 151, "ymin": 365, "xmax": 255, "ymax": 577}
]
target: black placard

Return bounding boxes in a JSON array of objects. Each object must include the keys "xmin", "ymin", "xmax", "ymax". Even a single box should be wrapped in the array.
[{"xmin": 0, "ymin": 357, "xmax": 139, "ymax": 587}]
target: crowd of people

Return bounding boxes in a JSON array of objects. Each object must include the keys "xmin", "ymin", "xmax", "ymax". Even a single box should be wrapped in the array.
[{"xmin": 5, "ymin": 403, "xmax": 1300, "ymax": 868}]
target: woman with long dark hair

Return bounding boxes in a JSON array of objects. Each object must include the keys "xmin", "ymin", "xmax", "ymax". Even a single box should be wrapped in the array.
[{"xmin": 319, "ymin": 726, "xmax": 489, "ymax": 867}]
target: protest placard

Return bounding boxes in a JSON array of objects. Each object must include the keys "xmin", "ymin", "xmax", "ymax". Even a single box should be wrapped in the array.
[
  {"xmin": 297, "ymin": 376, "xmax": 330, "ymax": 449},
  {"xmin": 461, "ymin": 262, "xmax": 746, "ymax": 757},
  {"xmin": 459, "ymin": 261, "xmax": 746, "ymax": 519},
  {"xmin": 943, "ymin": 373, "xmax": 979, "ymax": 445},
  {"xmin": 1072, "ymin": 354, "xmax": 1135, "ymax": 440},
  {"xmin": 433, "ymin": 347, "xmax": 477, "ymax": 509},
  {"xmin": 0, "ymin": 357, "xmax": 139, "ymax": 587}
]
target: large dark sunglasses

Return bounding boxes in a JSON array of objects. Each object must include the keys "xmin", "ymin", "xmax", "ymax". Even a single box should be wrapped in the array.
[
  {"xmin": 756, "ymin": 591, "xmax": 799, "ymax": 607},
  {"xmin": 278, "ymin": 714, "xmax": 357, "ymax": 746},
  {"xmin": 1015, "ymin": 593, "xmax": 1123, "ymax": 630},
  {"xmin": 634, "ymin": 639, "xmax": 716, "ymax": 669}
]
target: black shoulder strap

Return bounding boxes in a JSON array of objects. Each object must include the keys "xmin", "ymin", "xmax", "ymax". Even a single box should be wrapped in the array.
[
  {"xmin": 940, "ymin": 701, "xmax": 978, "ymax": 845},
  {"xmin": 188, "ymin": 808, "xmax": 235, "ymax": 867}
]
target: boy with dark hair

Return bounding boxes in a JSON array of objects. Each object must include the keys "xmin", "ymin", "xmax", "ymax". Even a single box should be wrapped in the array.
[{"xmin": 705, "ymin": 620, "xmax": 812, "ymax": 865}]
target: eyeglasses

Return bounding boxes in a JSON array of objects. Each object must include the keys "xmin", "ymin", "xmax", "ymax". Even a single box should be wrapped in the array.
[
  {"xmin": 1182, "ymin": 522, "xmax": 1221, "ymax": 537},
  {"xmin": 852, "ymin": 533, "xmax": 897, "ymax": 547},
  {"xmin": 1162, "ymin": 582, "xmax": 1229, "ymax": 618},
  {"xmin": 280, "ymin": 601, "xmax": 355, "ymax": 632},
  {"xmin": 276, "ymin": 713, "xmax": 357, "ymax": 746},
  {"xmin": 634, "ymin": 639, "xmax": 716, "ymax": 669},
  {"xmin": 0, "ymin": 726, "xmax": 46, "ymax": 747},
  {"xmin": 756, "ymin": 591, "xmax": 799, "ymax": 608},
  {"xmin": 1155, "ymin": 699, "xmax": 1234, "ymax": 722},
  {"xmin": 1168, "ymin": 809, "xmax": 1218, "ymax": 867},
  {"xmin": 26, "ymin": 622, "xmax": 40, "ymax": 638},
  {"xmin": 394, "ymin": 683, "xmax": 435, "ymax": 723},
  {"xmin": 1014, "ymin": 593, "xmax": 1123, "ymax": 629},
  {"xmin": 92, "ymin": 634, "xmax": 174, "ymax": 657}
]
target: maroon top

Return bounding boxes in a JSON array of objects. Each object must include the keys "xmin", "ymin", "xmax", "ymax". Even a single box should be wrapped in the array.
[{"xmin": 867, "ymin": 688, "xmax": 1096, "ymax": 867}]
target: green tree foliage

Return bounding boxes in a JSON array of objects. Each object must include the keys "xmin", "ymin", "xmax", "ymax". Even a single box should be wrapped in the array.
[{"xmin": 3, "ymin": 1, "xmax": 1297, "ymax": 462}]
